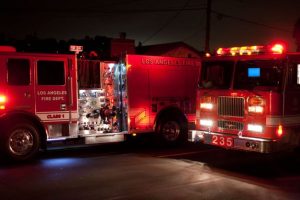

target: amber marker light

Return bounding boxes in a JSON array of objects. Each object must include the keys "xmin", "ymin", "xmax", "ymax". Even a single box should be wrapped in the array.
[
  {"xmin": 271, "ymin": 44, "xmax": 284, "ymax": 54},
  {"xmin": 276, "ymin": 125, "xmax": 283, "ymax": 137},
  {"xmin": 0, "ymin": 95, "xmax": 7, "ymax": 110}
]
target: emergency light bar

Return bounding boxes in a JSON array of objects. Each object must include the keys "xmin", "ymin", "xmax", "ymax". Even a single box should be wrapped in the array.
[{"xmin": 215, "ymin": 43, "xmax": 285, "ymax": 56}]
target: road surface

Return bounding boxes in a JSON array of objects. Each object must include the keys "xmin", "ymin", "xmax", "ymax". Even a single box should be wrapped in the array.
[{"xmin": 1, "ymin": 139, "xmax": 300, "ymax": 200}]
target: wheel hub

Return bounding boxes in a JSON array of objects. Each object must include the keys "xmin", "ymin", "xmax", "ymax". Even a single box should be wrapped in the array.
[
  {"xmin": 162, "ymin": 121, "xmax": 180, "ymax": 141},
  {"xmin": 9, "ymin": 129, "xmax": 34, "ymax": 156}
]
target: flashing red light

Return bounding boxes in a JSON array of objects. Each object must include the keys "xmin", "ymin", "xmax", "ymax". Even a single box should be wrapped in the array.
[{"xmin": 216, "ymin": 43, "xmax": 286, "ymax": 56}]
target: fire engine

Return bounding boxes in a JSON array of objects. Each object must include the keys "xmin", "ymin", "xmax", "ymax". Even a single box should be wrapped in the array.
[
  {"xmin": 0, "ymin": 46, "xmax": 200, "ymax": 161},
  {"xmin": 189, "ymin": 43, "xmax": 300, "ymax": 153}
]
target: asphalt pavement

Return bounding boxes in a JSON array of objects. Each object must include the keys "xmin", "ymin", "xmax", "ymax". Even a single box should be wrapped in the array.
[{"xmin": 1, "ymin": 141, "xmax": 300, "ymax": 200}]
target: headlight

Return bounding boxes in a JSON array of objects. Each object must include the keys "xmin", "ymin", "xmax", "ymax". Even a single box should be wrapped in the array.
[
  {"xmin": 200, "ymin": 96, "xmax": 214, "ymax": 110},
  {"xmin": 200, "ymin": 103, "xmax": 213, "ymax": 109},
  {"xmin": 200, "ymin": 119, "xmax": 213, "ymax": 127},
  {"xmin": 248, "ymin": 96, "xmax": 265, "ymax": 114},
  {"xmin": 247, "ymin": 124, "xmax": 263, "ymax": 133}
]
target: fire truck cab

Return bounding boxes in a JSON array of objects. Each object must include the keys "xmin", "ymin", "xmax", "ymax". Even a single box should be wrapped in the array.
[
  {"xmin": 0, "ymin": 47, "xmax": 200, "ymax": 161},
  {"xmin": 189, "ymin": 43, "xmax": 300, "ymax": 153}
]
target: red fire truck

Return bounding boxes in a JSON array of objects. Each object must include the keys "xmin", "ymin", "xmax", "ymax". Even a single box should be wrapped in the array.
[
  {"xmin": 0, "ymin": 46, "xmax": 200, "ymax": 161},
  {"xmin": 189, "ymin": 43, "xmax": 300, "ymax": 153}
]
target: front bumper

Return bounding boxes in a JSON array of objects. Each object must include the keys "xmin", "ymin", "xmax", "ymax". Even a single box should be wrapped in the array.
[{"xmin": 188, "ymin": 130, "xmax": 279, "ymax": 153}]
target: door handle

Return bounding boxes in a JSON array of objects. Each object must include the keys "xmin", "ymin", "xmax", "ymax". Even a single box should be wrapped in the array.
[
  {"xmin": 24, "ymin": 92, "xmax": 31, "ymax": 98},
  {"xmin": 60, "ymin": 104, "xmax": 67, "ymax": 110}
]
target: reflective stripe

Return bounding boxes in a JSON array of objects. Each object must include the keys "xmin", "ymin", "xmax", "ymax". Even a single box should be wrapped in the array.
[
  {"xmin": 36, "ymin": 111, "xmax": 79, "ymax": 122},
  {"xmin": 266, "ymin": 115, "xmax": 300, "ymax": 126}
]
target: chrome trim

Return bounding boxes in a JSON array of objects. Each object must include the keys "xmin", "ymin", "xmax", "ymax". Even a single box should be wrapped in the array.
[
  {"xmin": 266, "ymin": 115, "xmax": 300, "ymax": 126},
  {"xmin": 218, "ymin": 96, "xmax": 245, "ymax": 117},
  {"xmin": 188, "ymin": 130, "xmax": 277, "ymax": 153},
  {"xmin": 218, "ymin": 120, "xmax": 244, "ymax": 131}
]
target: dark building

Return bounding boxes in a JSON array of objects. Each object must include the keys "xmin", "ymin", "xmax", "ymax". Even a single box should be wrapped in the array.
[
  {"xmin": 136, "ymin": 41, "xmax": 202, "ymax": 58},
  {"xmin": 110, "ymin": 32, "xmax": 135, "ymax": 59}
]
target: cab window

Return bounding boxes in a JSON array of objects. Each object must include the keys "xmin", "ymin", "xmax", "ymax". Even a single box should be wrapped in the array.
[
  {"xmin": 37, "ymin": 60, "xmax": 65, "ymax": 85},
  {"xmin": 234, "ymin": 60, "xmax": 284, "ymax": 91},
  {"xmin": 7, "ymin": 58, "xmax": 30, "ymax": 85},
  {"xmin": 287, "ymin": 62, "xmax": 300, "ymax": 89},
  {"xmin": 199, "ymin": 61, "xmax": 234, "ymax": 89}
]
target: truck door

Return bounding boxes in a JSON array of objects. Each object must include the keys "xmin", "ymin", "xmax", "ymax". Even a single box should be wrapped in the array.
[
  {"xmin": 114, "ymin": 61, "xmax": 128, "ymax": 131},
  {"xmin": 5, "ymin": 57, "xmax": 35, "ymax": 112},
  {"xmin": 35, "ymin": 57, "xmax": 72, "ymax": 123},
  {"xmin": 285, "ymin": 57, "xmax": 300, "ymax": 116}
]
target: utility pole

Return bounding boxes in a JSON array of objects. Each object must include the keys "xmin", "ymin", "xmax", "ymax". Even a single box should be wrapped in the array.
[{"xmin": 205, "ymin": 0, "xmax": 211, "ymax": 52}]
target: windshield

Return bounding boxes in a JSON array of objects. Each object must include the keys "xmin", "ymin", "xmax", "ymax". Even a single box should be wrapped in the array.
[
  {"xmin": 233, "ymin": 60, "xmax": 284, "ymax": 90},
  {"xmin": 199, "ymin": 61, "xmax": 234, "ymax": 89}
]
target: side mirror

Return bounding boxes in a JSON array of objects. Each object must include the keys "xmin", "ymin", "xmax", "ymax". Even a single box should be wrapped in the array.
[{"xmin": 197, "ymin": 81, "xmax": 202, "ymax": 88}]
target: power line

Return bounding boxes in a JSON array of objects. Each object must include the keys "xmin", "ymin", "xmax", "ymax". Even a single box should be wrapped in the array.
[
  {"xmin": 0, "ymin": 7, "xmax": 204, "ymax": 15},
  {"xmin": 7, "ymin": 3, "xmax": 290, "ymax": 35},
  {"xmin": 182, "ymin": 21, "xmax": 204, "ymax": 42},
  {"xmin": 142, "ymin": 0, "xmax": 193, "ymax": 44},
  {"xmin": 212, "ymin": 9, "xmax": 292, "ymax": 33},
  {"xmin": 205, "ymin": 0, "xmax": 211, "ymax": 51}
]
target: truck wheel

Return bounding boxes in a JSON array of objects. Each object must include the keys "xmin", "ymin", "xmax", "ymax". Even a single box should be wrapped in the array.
[
  {"xmin": 3, "ymin": 121, "xmax": 40, "ymax": 161},
  {"xmin": 158, "ymin": 117, "xmax": 187, "ymax": 145}
]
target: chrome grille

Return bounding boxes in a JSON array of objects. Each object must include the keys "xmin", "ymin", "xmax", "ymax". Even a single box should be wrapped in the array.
[
  {"xmin": 218, "ymin": 96, "xmax": 244, "ymax": 117},
  {"xmin": 218, "ymin": 120, "xmax": 244, "ymax": 131}
]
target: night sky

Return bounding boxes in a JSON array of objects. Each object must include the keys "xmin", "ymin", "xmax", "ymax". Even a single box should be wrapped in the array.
[{"xmin": 1, "ymin": 0, "xmax": 300, "ymax": 52}]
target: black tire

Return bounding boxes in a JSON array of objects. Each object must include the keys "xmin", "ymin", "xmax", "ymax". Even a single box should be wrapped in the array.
[
  {"xmin": 3, "ymin": 120, "xmax": 40, "ymax": 161},
  {"xmin": 157, "ymin": 116, "xmax": 187, "ymax": 145}
]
